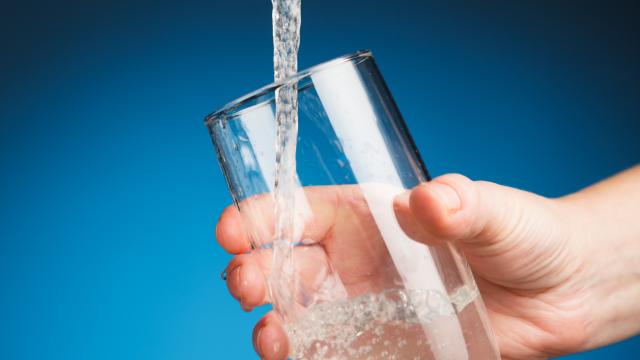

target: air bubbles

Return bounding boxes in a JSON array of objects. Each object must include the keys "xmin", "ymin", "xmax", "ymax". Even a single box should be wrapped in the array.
[{"xmin": 285, "ymin": 287, "xmax": 478, "ymax": 359}]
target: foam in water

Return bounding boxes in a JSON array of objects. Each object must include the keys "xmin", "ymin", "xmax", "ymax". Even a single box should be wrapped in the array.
[{"xmin": 286, "ymin": 285, "xmax": 484, "ymax": 359}]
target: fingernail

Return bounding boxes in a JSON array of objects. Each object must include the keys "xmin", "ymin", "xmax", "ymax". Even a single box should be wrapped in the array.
[{"xmin": 430, "ymin": 182, "xmax": 461, "ymax": 212}]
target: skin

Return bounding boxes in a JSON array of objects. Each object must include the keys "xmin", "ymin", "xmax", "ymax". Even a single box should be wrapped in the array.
[{"xmin": 215, "ymin": 165, "xmax": 640, "ymax": 359}]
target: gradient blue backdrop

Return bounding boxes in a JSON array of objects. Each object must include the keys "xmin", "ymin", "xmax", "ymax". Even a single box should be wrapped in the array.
[{"xmin": 1, "ymin": 0, "xmax": 638, "ymax": 359}]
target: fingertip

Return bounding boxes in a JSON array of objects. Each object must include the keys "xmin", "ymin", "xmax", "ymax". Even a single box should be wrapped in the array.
[
  {"xmin": 394, "ymin": 189, "xmax": 430, "ymax": 243},
  {"xmin": 225, "ymin": 255, "xmax": 269, "ymax": 310},
  {"xmin": 254, "ymin": 313, "xmax": 288, "ymax": 360},
  {"xmin": 409, "ymin": 182, "xmax": 454, "ymax": 238},
  {"xmin": 216, "ymin": 205, "xmax": 251, "ymax": 254},
  {"xmin": 252, "ymin": 315, "xmax": 268, "ymax": 356},
  {"xmin": 417, "ymin": 179, "xmax": 461, "ymax": 213},
  {"xmin": 409, "ymin": 174, "xmax": 474, "ymax": 241}
]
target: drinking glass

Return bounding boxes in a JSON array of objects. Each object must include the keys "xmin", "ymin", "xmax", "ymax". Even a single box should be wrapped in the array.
[{"xmin": 206, "ymin": 50, "xmax": 499, "ymax": 359}]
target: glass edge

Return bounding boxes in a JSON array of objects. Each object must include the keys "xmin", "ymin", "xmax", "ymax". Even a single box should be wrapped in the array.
[{"xmin": 203, "ymin": 49, "xmax": 373, "ymax": 126}]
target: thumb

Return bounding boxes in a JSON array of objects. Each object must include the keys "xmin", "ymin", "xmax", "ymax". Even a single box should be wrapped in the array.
[
  {"xmin": 395, "ymin": 173, "xmax": 513, "ymax": 246},
  {"xmin": 408, "ymin": 174, "xmax": 509, "ymax": 245},
  {"xmin": 395, "ymin": 173, "xmax": 568, "ymax": 288}
]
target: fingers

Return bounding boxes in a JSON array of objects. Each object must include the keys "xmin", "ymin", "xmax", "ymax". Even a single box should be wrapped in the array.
[
  {"xmin": 216, "ymin": 185, "xmax": 361, "ymax": 253},
  {"xmin": 225, "ymin": 245, "xmax": 342, "ymax": 311},
  {"xmin": 253, "ymin": 312, "xmax": 289, "ymax": 360}
]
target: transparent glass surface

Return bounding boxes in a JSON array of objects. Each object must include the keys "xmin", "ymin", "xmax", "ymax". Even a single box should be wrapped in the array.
[{"xmin": 206, "ymin": 50, "xmax": 499, "ymax": 359}]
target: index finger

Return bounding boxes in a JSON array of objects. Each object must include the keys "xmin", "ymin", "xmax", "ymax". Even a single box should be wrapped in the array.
[{"xmin": 215, "ymin": 185, "xmax": 357, "ymax": 254}]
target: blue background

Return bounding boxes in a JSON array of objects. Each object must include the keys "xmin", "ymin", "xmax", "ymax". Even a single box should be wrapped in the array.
[{"xmin": 1, "ymin": 0, "xmax": 638, "ymax": 359}]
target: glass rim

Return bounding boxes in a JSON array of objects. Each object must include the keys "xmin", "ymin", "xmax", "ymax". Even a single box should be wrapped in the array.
[{"xmin": 204, "ymin": 49, "xmax": 373, "ymax": 126}]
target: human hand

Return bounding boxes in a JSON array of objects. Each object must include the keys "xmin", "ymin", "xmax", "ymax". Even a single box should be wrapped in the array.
[
  {"xmin": 215, "ymin": 170, "xmax": 640, "ymax": 359},
  {"xmin": 216, "ymin": 184, "xmax": 407, "ymax": 359}
]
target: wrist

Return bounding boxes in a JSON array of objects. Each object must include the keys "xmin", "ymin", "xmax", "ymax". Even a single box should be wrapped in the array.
[{"xmin": 559, "ymin": 190, "xmax": 640, "ymax": 351}]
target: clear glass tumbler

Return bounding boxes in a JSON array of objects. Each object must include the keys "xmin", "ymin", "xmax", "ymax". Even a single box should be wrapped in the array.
[{"xmin": 206, "ymin": 50, "xmax": 499, "ymax": 360}]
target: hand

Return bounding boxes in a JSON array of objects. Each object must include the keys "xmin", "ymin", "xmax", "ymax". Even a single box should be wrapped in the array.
[
  {"xmin": 215, "ymin": 170, "xmax": 640, "ymax": 359},
  {"xmin": 216, "ymin": 184, "xmax": 406, "ymax": 359}
]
